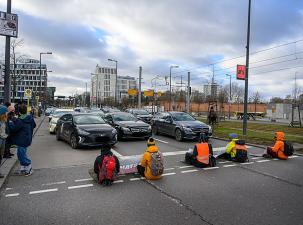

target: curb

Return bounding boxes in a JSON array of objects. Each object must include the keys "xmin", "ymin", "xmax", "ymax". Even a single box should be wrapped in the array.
[{"xmin": 0, "ymin": 116, "xmax": 45, "ymax": 191}]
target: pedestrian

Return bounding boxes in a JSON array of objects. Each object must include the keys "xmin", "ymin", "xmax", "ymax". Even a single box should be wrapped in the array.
[
  {"xmin": 208, "ymin": 106, "xmax": 217, "ymax": 125},
  {"xmin": 3, "ymin": 105, "xmax": 16, "ymax": 158},
  {"xmin": 0, "ymin": 105, "xmax": 8, "ymax": 178},
  {"xmin": 9, "ymin": 104, "xmax": 36, "ymax": 176},
  {"xmin": 263, "ymin": 132, "xmax": 292, "ymax": 160},
  {"xmin": 185, "ymin": 133, "xmax": 216, "ymax": 167},
  {"xmin": 92, "ymin": 143, "xmax": 120, "ymax": 185},
  {"xmin": 219, "ymin": 133, "xmax": 248, "ymax": 163},
  {"xmin": 137, "ymin": 137, "xmax": 164, "ymax": 180}
]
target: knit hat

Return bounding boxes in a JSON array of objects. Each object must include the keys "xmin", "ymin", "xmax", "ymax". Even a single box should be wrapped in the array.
[
  {"xmin": 229, "ymin": 133, "xmax": 238, "ymax": 139},
  {"xmin": 147, "ymin": 137, "xmax": 156, "ymax": 147},
  {"xmin": 0, "ymin": 106, "xmax": 8, "ymax": 115},
  {"xmin": 8, "ymin": 105, "xmax": 15, "ymax": 113}
]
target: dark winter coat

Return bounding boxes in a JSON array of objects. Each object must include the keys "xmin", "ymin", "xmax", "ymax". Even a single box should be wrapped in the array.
[{"xmin": 8, "ymin": 114, "xmax": 36, "ymax": 147}]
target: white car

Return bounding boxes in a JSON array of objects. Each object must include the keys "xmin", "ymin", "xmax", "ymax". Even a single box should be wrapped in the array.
[{"xmin": 49, "ymin": 109, "xmax": 74, "ymax": 134}]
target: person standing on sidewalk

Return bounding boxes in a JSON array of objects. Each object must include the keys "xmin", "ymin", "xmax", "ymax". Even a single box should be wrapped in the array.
[
  {"xmin": 3, "ymin": 105, "xmax": 16, "ymax": 158},
  {"xmin": 9, "ymin": 104, "xmax": 36, "ymax": 176},
  {"xmin": 0, "ymin": 106, "xmax": 8, "ymax": 178}
]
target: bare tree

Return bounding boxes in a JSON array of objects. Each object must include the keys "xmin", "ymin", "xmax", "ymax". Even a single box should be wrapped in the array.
[{"xmin": 249, "ymin": 91, "xmax": 261, "ymax": 113}]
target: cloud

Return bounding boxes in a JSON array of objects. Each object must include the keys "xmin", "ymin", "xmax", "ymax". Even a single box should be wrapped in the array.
[{"xmin": 0, "ymin": 0, "xmax": 302, "ymax": 99}]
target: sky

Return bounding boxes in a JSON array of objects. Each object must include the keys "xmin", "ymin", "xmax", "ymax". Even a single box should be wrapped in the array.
[{"xmin": 0, "ymin": 0, "xmax": 303, "ymax": 101}]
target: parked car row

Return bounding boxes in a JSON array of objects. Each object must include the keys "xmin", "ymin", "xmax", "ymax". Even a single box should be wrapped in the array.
[{"xmin": 47, "ymin": 106, "xmax": 212, "ymax": 149}]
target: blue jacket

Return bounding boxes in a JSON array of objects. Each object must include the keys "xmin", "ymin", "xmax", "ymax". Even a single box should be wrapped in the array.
[{"xmin": 9, "ymin": 114, "xmax": 36, "ymax": 147}]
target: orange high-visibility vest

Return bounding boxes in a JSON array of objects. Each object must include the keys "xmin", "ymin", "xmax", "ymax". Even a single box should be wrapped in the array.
[{"xmin": 195, "ymin": 143, "xmax": 210, "ymax": 164}]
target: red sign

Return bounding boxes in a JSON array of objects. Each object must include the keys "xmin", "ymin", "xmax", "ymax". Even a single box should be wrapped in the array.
[{"xmin": 236, "ymin": 65, "xmax": 246, "ymax": 80}]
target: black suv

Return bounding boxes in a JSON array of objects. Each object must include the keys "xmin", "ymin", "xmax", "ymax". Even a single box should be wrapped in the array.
[
  {"xmin": 126, "ymin": 109, "xmax": 153, "ymax": 124},
  {"xmin": 151, "ymin": 111, "xmax": 212, "ymax": 141},
  {"xmin": 104, "ymin": 112, "xmax": 152, "ymax": 140}
]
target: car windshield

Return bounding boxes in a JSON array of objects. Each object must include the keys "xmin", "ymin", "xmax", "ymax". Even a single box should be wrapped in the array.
[
  {"xmin": 53, "ymin": 111, "xmax": 72, "ymax": 116},
  {"xmin": 133, "ymin": 110, "xmax": 149, "ymax": 115},
  {"xmin": 74, "ymin": 115, "xmax": 105, "ymax": 124},
  {"xmin": 171, "ymin": 113, "xmax": 195, "ymax": 121},
  {"xmin": 113, "ymin": 113, "xmax": 137, "ymax": 122}
]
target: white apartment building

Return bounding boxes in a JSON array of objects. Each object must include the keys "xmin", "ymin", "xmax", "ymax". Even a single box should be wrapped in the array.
[
  {"xmin": 91, "ymin": 65, "xmax": 137, "ymax": 105},
  {"xmin": 0, "ymin": 58, "xmax": 48, "ymax": 103}
]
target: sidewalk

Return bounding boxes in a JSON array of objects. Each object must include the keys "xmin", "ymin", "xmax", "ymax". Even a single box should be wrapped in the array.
[{"xmin": 0, "ymin": 115, "xmax": 45, "ymax": 190}]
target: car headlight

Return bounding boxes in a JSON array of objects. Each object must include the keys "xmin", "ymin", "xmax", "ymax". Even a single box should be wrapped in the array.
[
  {"xmin": 182, "ymin": 126, "xmax": 192, "ymax": 132},
  {"xmin": 77, "ymin": 128, "xmax": 90, "ymax": 136},
  {"xmin": 148, "ymin": 126, "xmax": 151, "ymax": 131},
  {"xmin": 112, "ymin": 129, "xmax": 117, "ymax": 135},
  {"xmin": 208, "ymin": 125, "xmax": 212, "ymax": 133}
]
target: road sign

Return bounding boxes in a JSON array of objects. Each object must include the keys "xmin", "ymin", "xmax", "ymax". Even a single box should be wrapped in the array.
[
  {"xmin": 24, "ymin": 89, "xmax": 32, "ymax": 98},
  {"xmin": 144, "ymin": 90, "xmax": 154, "ymax": 97},
  {"xmin": 0, "ymin": 11, "xmax": 18, "ymax": 37},
  {"xmin": 236, "ymin": 65, "xmax": 246, "ymax": 80},
  {"xmin": 157, "ymin": 91, "xmax": 162, "ymax": 97},
  {"xmin": 128, "ymin": 89, "xmax": 138, "ymax": 96}
]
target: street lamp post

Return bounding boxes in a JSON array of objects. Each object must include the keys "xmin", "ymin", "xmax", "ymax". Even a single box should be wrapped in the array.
[
  {"xmin": 169, "ymin": 65, "xmax": 178, "ymax": 111},
  {"xmin": 226, "ymin": 74, "xmax": 232, "ymax": 119},
  {"xmin": 39, "ymin": 52, "xmax": 52, "ymax": 107},
  {"xmin": 108, "ymin": 59, "xmax": 118, "ymax": 105}
]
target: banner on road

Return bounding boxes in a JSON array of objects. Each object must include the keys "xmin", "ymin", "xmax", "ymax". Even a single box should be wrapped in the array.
[
  {"xmin": 236, "ymin": 65, "xmax": 246, "ymax": 80},
  {"xmin": 144, "ymin": 90, "xmax": 154, "ymax": 97},
  {"xmin": 128, "ymin": 89, "xmax": 138, "ymax": 96},
  {"xmin": 0, "ymin": 11, "xmax": 18, "ymax": 37}
]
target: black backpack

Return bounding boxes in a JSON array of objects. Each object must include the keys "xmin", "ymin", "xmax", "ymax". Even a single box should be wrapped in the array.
[
  {"xmin": 283, "ymin": 141, "xmax": 294, "ymax": 156},
  {"xmin": 234, "ymin": 140, "xmax": 248, "ymax": 163}
]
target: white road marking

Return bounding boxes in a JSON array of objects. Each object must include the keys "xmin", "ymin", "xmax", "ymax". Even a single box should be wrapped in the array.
[
  {"xmin": 113, "ymin": 180, "xmax": 124, "ymax": 183},
  {"xmin": 289, "ymin": 155, "xmax": 299, "ymax": 158},
  {"xmin": 257, "ymin": 159, "xmax": 270, "ymax": 163},
  {"xmin": 75, "ymin": 178, "xmax": 93, "ymax": 182},
  {"xmin": 130, "ymin": 178, "xmax": 141, "ymax": 181},
  {"xmin": 5, "ymin": 188, "xmax": 13, "ymax": 190},
  {"xmin": 162, "ymin": 172, "xmax": 176, "ymax": 176},
  {"xmin": 272, "ymin": 158, "xmax": 279, "ymax": 161},
  {"xmin": 111, "ymin": 149, "xmax": 123, "ymax": 157},
  {"xmin": 29, "ymin": 188, "xmax": 58, "ymax": 195},
  {"xmin": 68, "ymin": 184, "xmax": 94, "ymax": 190},
  {"xmin": 5, "ymin": 193, "xmax": 19, "ymax": 197},
  {"xmin": 164, "ymin": 168, "xmax": 175, "ymax": 171},
  {"xmin": 223, "ymin": 164, "xmax": 237, "ymax": 168},
  {"xmin": 179, "ymin": 165, "xmax": 194, "ymax": 169},
  {"xmin": 218, "ymin": 161, "xmax": 231, "ymax": 164},
  {"xmin": 163, "ymin": 151, "xmax": 188, "ymax": 156},
  {"xmin": 154, "ymin": 138, "xmax": 169, "ymax": 144},
  {"xmin": 251, "ymin": 157, "xmax": 262, "ymax": 160},
  {"xmin": 241, "ymin": 162, "xmax": 254, "ymax": 165},
  {"xmin": 181, "ymin": 169, "xmax": 198, "ymax": 173},
  {"xmin": 42, "ymin": 181, "xmax": 66, "ymax": 186},
  {"xmin": 203, "ymin": 167, "xmax": 219, "ymax": 170}
]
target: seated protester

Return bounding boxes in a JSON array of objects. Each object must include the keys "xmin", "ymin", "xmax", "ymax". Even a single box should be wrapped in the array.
[
  {"xmin": 220, "ymin": 133, "xmax": 248, "ymax": 163},
  {"xmin": 185, "ymin": 133, "xmax": 216, "ymax": 167},
  {"xmin": 137, "ymin": 138, "xmax": 164, "ymax": 180},
  {"xmin": 94, "ymin": 144, "xmax": 120, "ymax": 185},
  {"xmin": 263, "ymin": 132, "xmax": 292, "ymax": 160}
]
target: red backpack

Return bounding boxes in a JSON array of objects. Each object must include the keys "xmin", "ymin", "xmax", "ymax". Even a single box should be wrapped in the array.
[{"xmin": 98, "ymin": 155, "xmax": 116, "ymax": 185}]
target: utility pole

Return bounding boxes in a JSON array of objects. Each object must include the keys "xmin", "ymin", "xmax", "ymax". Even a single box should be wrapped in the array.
[
  {"xmin": 85, "ymin": 82, "xmax": 87, "ymax": 107},
  {"xmin": 243, "ymin": 0, "xmax": 251, "ymax": 135},
  {"xmin": 226, "ymin": 74, "xmax": 232, "ymax": 119},
  {"xmin": 186, "ymin": 72, "xmax": 190, "ymax": 113},
  {"xmin": 4, "ymin": 0, "xmax": 12, "ymax": 103},
  {"xmin": 138, "ymin": 66, "xmax": 142, "ymax": 108},
  {"xmin": 169, "ymin": 65, "xmax": 178, "ymax": 111}
]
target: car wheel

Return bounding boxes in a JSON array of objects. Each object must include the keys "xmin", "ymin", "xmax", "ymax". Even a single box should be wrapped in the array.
[
  {"xmin": 56, "ymin": 129, "xmax": 61, "ymax": 141},
  {"xmin": 152, "ymin": 125, "xmax": 158, "ymax": 135},
  {"xmin": 175, "ymin": 128, "xmax": 183, "ymax": 142},
  {"xmin": 70, "ymin": 133, "xmax": 79, "ymax": 149}
]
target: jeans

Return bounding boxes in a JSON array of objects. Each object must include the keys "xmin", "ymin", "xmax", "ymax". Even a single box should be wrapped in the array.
[{"xmin": 17, "ymin": 146, "xmax": 31, "ymax": 167}]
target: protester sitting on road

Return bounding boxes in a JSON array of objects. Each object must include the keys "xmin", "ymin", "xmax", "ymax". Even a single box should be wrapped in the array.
[
  {"xmin": 8, "ymin": 104, "xmax": 36, "ymax": 176},
  {"xmin": 93, "ymin": 143, "xmax": 120, "ymax": 185},
  {"xmin": 219, "ymin": 133, "xmax": 248, "ymax": 163},
  {"xmin": 185, "ymin": 133, "xmax": 216, "ymax": 167},
  {"xmin": 137, "ymin": 137, "xmax": 164, "ymax": 180},
  {"xmin": 4, "ymin": 105, "xmax": 16, "ymax": 158},
  {"xmin": 0, "ymin": 106, "xmax": 8, "ymax": 179},
  {"xmin": 263, "ymin": 132, "xmax": 291, "ymax": 160}
]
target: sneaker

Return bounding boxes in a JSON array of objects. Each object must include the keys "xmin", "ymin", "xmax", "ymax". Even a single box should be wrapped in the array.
[{"xmin": 24, "ymin": 168, "xmax": 33, "ymax": 177}]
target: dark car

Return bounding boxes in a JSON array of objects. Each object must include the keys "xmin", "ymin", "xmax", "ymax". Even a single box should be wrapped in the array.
[
  {"xmin": 151, "ymin": 111, "xmax": 212, "ymax": 141},
  {"xmin": 126, "ymin": 109, "xmax": 153, "ymax": 124},
  {"xmin": 56, "ymin": 113, "xmax": 118, "ymax": 149},
  {"xmin": 104, "ymin": 112, "xmax": 152, "ymax": 140}
]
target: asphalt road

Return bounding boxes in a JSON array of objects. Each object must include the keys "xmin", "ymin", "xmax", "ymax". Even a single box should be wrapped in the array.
[{"xmin": 0, "ymin": 118, "xmax": 302, "ymax": 225}]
